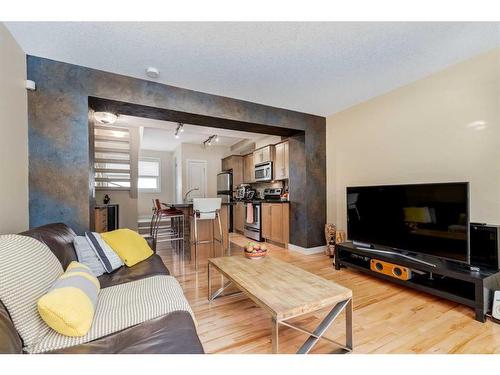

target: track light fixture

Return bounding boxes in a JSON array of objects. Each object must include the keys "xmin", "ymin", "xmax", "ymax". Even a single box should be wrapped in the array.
[
  {"xmin": 203, "ymin": 135, "xmax": 219, "ymax": 147},
  {"xmin": 174, "ymin": 123, "xmax": 184, "ymax": 139}
]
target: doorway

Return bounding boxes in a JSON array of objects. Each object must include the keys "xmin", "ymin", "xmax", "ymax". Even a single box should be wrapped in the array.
[{"xmin": 186, "ymin": 159, "xmax": 207, "ymax": 200}]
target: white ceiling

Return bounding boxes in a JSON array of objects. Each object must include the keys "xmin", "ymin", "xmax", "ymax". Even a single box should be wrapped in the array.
[
  {"xmin": 117, "ymin": 115, "xmax": 263, "ymax": 152},
  {"xmin": 6, "ymin": 22, "xmax": 500, "ymax": 116}
]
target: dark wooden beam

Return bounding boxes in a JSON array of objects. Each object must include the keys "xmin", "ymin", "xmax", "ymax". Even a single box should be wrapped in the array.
[{"xmin": 88, "ymin": 97, "xmax": 303, "ymax": 137}]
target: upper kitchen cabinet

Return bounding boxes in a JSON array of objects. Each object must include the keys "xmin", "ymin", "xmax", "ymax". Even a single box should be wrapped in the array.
[
  {"xmin": 243, "ymin": 153, "xmax": 254, "ymax": 183},
  {"xmin": 274, "ymin": 141, "xmax": 289, "ymax": 180},
  {"xmin": 221, "ymin": 155, "xmax": 243, "ymax": 187},
  {"xmin": 253, "ymin": 145, "xmax": 274, "ymax": 166}
]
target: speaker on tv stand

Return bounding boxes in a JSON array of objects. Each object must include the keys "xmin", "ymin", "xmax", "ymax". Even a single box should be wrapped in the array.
[{"xmin": 470, "ymin": 223, "xmax": 500, "ymax": 271}]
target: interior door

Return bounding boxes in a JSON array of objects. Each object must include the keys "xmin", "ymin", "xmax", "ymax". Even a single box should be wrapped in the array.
[{"xmin": 186, "ymin": 160, "xmax": 207, "ymax": 199}]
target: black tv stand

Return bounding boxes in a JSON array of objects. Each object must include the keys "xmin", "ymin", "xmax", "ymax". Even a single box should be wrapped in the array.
[
  {"xmin": 355, "ymin": 246, "xmax": 437, "ymax": 268},
  {"xmin": 335, "ymin": 242, "xmax": 500, "ymax": 322}
]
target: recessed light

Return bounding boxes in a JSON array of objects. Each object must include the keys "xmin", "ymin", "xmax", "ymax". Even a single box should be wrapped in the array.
[
  {"xmin": 146, "ymin": 67, "xmax": 160, "ymax": 79},
  {"xmin": 94, "ymin": 111, "xmax": 117, "ymax": 125}
]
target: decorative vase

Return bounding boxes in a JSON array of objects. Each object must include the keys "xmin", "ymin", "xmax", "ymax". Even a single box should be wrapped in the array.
[{"xmin": 325, "ymin": 223, "xmax": 337, "ymax": 258}]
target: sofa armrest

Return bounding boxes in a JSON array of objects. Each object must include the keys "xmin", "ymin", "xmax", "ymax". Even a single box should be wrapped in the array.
[{"xmin": 144, "ymin": 236, "xmax": 157, "ymax": 254}]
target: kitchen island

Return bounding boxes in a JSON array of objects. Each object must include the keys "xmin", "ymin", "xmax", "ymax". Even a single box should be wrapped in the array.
[{"xmin": 166, "ymin": 202, "xmax": 233, "ymax": 261}]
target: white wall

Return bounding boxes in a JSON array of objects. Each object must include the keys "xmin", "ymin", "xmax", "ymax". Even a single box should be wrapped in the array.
[
  {"xmin": 326, "ymin": 49, "xmax": 500, "ymax": 233},
  {"xmin": 174, "ymin": 145, "xmax": 183, "ymax": 203},
  {"xmin": 0, "ymin": 24, "xmax": 28, "ymax": 234},
  {"xmin": 137, "ymin": 149, "xmax": 175, "ymax": 216}
]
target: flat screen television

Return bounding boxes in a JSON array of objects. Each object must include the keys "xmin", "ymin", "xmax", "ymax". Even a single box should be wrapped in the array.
[{"xmin": 346, "ymin": 182, "xmax": 469, "ymax": 263}]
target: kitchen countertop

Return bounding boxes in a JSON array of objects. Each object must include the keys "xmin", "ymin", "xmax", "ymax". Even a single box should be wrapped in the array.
[
  {"xmin": 167, "ymin": 201, "xmax": 236, "ymax": 208},
  {"xmin": 233, "ymin": 199, "xmax": 290, "ymax": 204}
]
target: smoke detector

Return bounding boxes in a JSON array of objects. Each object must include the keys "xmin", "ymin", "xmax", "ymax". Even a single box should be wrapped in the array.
[{"xmin": 146, "ymin": 67, "xmax": 160, "ymax": 79}]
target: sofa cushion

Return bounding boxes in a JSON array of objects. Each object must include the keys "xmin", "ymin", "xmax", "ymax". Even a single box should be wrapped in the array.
[
  {"xmin": 21, "ymin": 223, "xmax": 78, "ymax": 269},
  {"xmin": 38, "ymin": 262, "xmax": 100, "ymax": 337},
  {"xmin": 0, "ymin": 234, "xmax": 63, "ymax": 352},
  {"xmin": 28, "ymin": 275, "xmax": 194, "ymax": 353},
  {"xmin": 98, "ymin": 254, "xmax": 169, "ymax": 288},
  {"xmin": 49, "ymin": 311, "xmax": 204, "ymax": 354}
]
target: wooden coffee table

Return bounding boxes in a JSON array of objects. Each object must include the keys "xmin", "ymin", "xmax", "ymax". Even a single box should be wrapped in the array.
[{"xmin": 207, "ymin": 255, "xmax": 353, "ymax": 354}]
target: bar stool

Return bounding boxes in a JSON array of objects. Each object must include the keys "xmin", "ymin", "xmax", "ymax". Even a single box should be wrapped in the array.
[
  {"xmin": 151, "ymin": 199, "xmax": 185, "ymax": 254},
  {"xmin": 192, "ymin": 198, "xmax": 223, "ymax": 271}
]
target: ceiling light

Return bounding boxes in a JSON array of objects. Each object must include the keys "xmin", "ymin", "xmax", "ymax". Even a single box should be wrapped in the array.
[
  {"xmin": 94, "ymin": 111, "xmax": 117, "ymax": 125},
  {"xmin": 203, "ymin": 135, "xmax": 218, "ymax": 147},
  {"xmin": 146, "ymin": 67, "xmax": 160, "ymax": 79},
  {"xmin": 174, "ymin": 123, "xmax": 183, "ymax": 139}
]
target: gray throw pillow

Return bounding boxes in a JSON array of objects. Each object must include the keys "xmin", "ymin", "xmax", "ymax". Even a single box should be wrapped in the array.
[
  {"xmin": 85, "ymin": 232, "xmax": 124, "ymax": 273},
  {"xmin": 73, "ymin": 236, "xmax": 105, "ymax": 277}
]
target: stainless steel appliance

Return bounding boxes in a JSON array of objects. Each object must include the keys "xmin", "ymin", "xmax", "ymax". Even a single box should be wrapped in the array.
[
  {"xmin": 263, "ymin": 187, "xmax": 282, "ymax": 200},
  {"xmin": 217, "ymin": 171, "xmax": 233, "ymax": 231},
  {"xmin": 244, "ymin": 202, "xmax": 262, "ymax": 242},
  {"xmin": 245, "ymin": 189, "xmax": 256, "ymax": 200},
  {"xmin": 236, "ymin": 184, "xmax": 250, "ymax": 200},
  {"xmin": 217, "ymin": 171, "xmax": 232, "ymax": 193},
  {"xmin": 254, "ymin": 162, "xmax": 273, "ymax": 182}
]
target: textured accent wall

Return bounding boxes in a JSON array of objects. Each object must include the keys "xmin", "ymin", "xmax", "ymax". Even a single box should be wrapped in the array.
[{"xmin": 27, "ymin": 56, "xmax": 326, "ymax": 247}]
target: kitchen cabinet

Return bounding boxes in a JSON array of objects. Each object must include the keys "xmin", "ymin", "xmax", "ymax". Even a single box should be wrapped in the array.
[
  {"xmin": 243, "ymin": 153, "xmax": 254, "ymax": 183},
  {"xmin": 221, "ymin": 155, "xmax": 243, "ymax": 188},
  {"xmin": 274, "ymin": 141, "xmax": 289, "ymax": 180},
  {"xmin": 253, "ymin": 145, "xmax": 274, "ymax": 166},
  {"xmin": 234, "ymin": 202, "xmax": 245, "ymax": 233},
  {"xmin": 262, "ymin": 204, "xmax": 271, "ymax": 239},
  {"xmin": 262, "ymin": 203, "xmax": 289, "ymax": 246}
]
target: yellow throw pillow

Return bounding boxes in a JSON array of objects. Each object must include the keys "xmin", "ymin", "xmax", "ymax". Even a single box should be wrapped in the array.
[
  {"xmin": 101, "ymin": 229, "xmax": 153, "ymax": 267},
  {"xmin": 37, "ymin": 262, "xmax": 100, "ymax": 337}
]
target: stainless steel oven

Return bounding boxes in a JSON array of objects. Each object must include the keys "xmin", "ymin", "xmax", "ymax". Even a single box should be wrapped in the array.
[
  {"xmin": 244, "ymin": 202, "xmax": 262, "ymax": 242},
  {"xmin": 254, "ymin": 162, "xmax": 272, "ymax": 182}
]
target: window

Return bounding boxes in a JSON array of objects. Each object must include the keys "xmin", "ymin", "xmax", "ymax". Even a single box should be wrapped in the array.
[{"xmin": 138, "ymin": 157, "xmax": 161, "ymax": 192}]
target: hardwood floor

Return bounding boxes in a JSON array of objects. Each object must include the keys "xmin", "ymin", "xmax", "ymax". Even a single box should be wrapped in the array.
[{"xmin": 157, "ymin": 234, "xmax": 500, "ymax": 354}]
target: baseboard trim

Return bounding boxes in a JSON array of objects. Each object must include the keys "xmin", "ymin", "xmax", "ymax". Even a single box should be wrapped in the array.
[{"xmin": 288, "ymin": 244, "xmax": 326, "ymax": 255}]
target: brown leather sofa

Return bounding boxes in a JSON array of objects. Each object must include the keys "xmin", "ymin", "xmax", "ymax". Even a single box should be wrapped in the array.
[{"xmin": 0, "ymin": 223, "xmax": 204, "ymax": 354}]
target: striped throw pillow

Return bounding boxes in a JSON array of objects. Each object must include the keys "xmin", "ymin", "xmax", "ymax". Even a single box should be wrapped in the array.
[
  {"xmin": 37, "ymin": 261, "xmax": 100, "ymax": 337},
  {"xmin": 73, "ymin": 236, "xmax": 105, "ymax": 276},
  {"xmin": 85, "ymin": 232, "xmax": 123, "ymax": 273}
]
